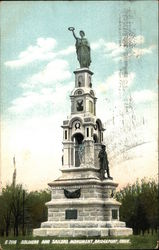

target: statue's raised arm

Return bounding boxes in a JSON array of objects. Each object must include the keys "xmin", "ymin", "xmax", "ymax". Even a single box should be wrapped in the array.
[
  {"xmin": 68, "ymin": 27, "xmax": 77, "ymax": 40},
  {"xmin": 68, "ymin": 27, "xmax": 91, "ymax": 68}
]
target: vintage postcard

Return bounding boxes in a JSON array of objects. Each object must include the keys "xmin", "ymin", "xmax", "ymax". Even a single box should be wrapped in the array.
[{"xmin": 0, "ymin": 1, "xmax": 158, "ymax": 249}]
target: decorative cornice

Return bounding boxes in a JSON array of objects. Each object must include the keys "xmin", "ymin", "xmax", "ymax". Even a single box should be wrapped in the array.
[
  {"xmin": 46, "ymin": 198, "xmax": 121, "ymax": 207},
  {"xmin": 73, "ymin": 68, "xmax": 94, "ymax": 75},
  {"xmin": 48, "ymin": 178, "xmax": 118, "ymax": 188}
]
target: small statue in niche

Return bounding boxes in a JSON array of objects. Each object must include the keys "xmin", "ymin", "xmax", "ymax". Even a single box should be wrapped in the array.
[
  {"xmin": 98, "ymin": 144, "xmax": 113, "ymax": 180},
  {"xmin": 75, "ymin": 122, "xmax": 81, "ymax": 130},
  {"xmin": 76, "ymin": 99, "xmax": 83, "ymax": 111},
  {"xmin": 78, "ymin": 75, "xmax": 83, "ymax": 87},
  {"xmin": 78, "ymin": 81, "xmax": 81, "ymax": 87},
  {"xmin": 61, "ymin": 149, "xmax": 64, "ymax": 166},
  {"xmin": 78, "ymin": 143, "xmax": 85, "ymax": 165}
]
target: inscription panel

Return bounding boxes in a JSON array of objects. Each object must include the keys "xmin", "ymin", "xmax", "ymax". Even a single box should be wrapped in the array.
[
  {"xmin": 112, "ymin": 209, "xmax": 118, "ymax": 219},
  {"xmin": 65, "ymin": 209, "xmax": 77, "ymax": 220}
]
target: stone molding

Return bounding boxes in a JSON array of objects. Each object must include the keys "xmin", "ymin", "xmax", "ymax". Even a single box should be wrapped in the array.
[
  {"xmin": 49, "ymin": 178, "xmax": 118, "ymax": 187},
  {"xmin": 46, "ymin": 198, "xmax": 121, "ymax": 207},
  {"xmin": 73, "ymin": 68, "xmax": 94, "ymax": 75},
  {"xmin": 60, "ymin": 166, "xmax": 100, "ymax": 172}
]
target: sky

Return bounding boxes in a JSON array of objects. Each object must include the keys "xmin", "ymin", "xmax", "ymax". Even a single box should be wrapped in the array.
[{"xmin": 0, "ymin": 1, "xmax": 158, "ymax": 191}]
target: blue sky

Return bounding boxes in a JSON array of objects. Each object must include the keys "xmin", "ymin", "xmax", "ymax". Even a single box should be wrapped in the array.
[{"xmin": 0, "ymin": 1, "xmax": 158, "ymax": 190}]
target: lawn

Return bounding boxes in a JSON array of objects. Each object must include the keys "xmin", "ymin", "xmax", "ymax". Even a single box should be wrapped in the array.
[{"xmin": 0, "ymin": 233, "xmax": 158, "ymax": 250}]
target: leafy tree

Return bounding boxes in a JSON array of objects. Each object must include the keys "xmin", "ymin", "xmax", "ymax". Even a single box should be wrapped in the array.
[
  {"xmin": 11, "ymin": 184, "xmax": 27, "ymax": 236},
  {"xmin": 0, "ymin": 184, "xmax": 27, "ymax": 236},
  {"xmin": 0, "ymin": 185, "xmax": 13, "ymax": 236},
  {"xmin": 116, "ymin": 178, "xmax": 158, "ymax": 235},
  {"xmin": 26, "ymin": 189, "xmax": 51, "ymax": 230},
  {"xmin": 0, "ymin": 183, "xmax": 51, "ymax": 237},
  {"xmin": 139, "ymin": 179, "xmax": 158, "ymax": 234}
]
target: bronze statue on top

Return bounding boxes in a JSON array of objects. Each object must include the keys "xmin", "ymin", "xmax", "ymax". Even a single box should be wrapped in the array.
[
  {"xmin": 98, "ymin": 145, "xmax": 113, "ymax": 180},
  {"xmin": 68, "ymin": 27, "xmax": 91, "ymax": 68}
]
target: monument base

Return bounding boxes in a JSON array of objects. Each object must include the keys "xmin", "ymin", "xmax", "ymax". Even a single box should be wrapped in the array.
[
  {"xmin": 33, "ymin": 172, "xmax": 133, "ymax": 237},
  {"xmin": 33, "ymin": 227, "xmax": 132, "ymax": 237}
]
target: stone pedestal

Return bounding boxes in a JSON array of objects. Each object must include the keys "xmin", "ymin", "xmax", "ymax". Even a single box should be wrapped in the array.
[{"xmin": 33, "ymin": 168, "xmax": 132, "ymax": 237}]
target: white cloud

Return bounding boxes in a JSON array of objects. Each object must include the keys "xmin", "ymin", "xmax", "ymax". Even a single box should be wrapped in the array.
[
  {"xmin": 29, "ymin": 59, "xmax": 71, "ymax": 85},
  {"xmin": 132, "ymin": 89, "xmax": 157, "ymax": 104},
  {"xmin": 132, "ymin": 46, "xmax": 154, "ymax": 58},
  {"xmin": 133, "ymin": 35, "xmax": 145, "ymax": 45},
  {"xmin": 122, "ymin": 35, "xmax": 145, "ymax": 47},
  {"xmin": 91, "ymin": 39, "xmax": 125, "ymax": 57},
  {"xmin": 8, "ymin": 90, "xmax": 53, "ymax": 113},
  {"xmin": 7, "ymin": 52, "xmax": 72, "ymax": 113},
  {"xmin": 102, "ymin": 35, "xmax": 154, "ymax": 61},
  {"xmin": 5, "ymin": 38, "xmax": 57, "ymax": 68},
  {"xmin": 57, "ymin": 45, "xmax": 75, "ymax": 56},
  {"xmin": 104, "ymin": 42, "xmax": 124, "ymax": 58},
  {"xmin": 91, "ymin": 39, "xmax": 105, "ymax": 50},
  {"xmin": 4, "ymin": 37, "xmax": 75, "ymax": 69},
  {"xmin": 9, "ymin": 81, "xmax": 73, "ymax": 114},
  {"xmin": 98, "ymin": 71, "xmax": 135, "ymax": 94},
  {"xmin": 21, "ymin": 59, "xmax": 71, "ymax": 89}
]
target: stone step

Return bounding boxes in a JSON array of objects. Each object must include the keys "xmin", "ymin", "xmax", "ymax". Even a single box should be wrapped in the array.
[
  {"xmin": 41, "ymin": 220, "xmax": 126, "ymax": 229},
  {"xmin": 33, "ymin": 227, "xmax": 132, "ymax": 237}
]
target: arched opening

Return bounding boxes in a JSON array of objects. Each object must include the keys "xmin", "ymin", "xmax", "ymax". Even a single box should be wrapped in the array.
[
  {"xmin": 74, "ymin": 133, "xmax": 83, "ymax": 144},
  {"xmin": 96, "ymin": 119, "xmax": 103, "ymax": 130},
  {"xmin": 69, "ymin": 117, "xmax": 83, "ymax": 129},
  {"xmin": 72, "ymin": 133, "xmax": 84, "ymax": 167},
  {"xmin": 93, "ymin": 134, "xmax": 98, "ymax": 143},
  {"xmin": 89, "ymin": 100, "xmax": 94, "ymax": 114},
  {"xmin": 96, "ymin": 120, "xmax": 102, "ymax": 143}
]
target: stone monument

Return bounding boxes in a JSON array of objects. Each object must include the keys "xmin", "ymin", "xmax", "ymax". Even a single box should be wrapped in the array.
[{"xmin": 33, "ymin": 28, "xmax": 133, "ymax": 237}]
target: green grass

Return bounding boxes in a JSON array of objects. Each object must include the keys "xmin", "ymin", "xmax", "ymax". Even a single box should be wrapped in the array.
[{"xmin": 0, "ymin": 233, "xmax": 158, "ymax": 250}]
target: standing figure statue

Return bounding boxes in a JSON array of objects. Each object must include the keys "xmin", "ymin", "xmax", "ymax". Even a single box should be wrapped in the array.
[
  {"xmin": 78, "ymin": 143, "xmax": 85, "ymax": 165},
  {"xmin": 68, "ymin": 27, "xmax": 91, "ymax": 68},
  {"xmin": 98, "ymin": 145, "xmax": 113, "ymax": 180}
]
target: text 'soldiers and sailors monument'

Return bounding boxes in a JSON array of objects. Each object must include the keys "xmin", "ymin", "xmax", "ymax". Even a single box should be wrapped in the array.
[{"xmin": 33, "ymin": 28, "xmax": 133, "ymax": 237}]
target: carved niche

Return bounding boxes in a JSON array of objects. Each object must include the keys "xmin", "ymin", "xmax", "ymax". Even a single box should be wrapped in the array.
[
  {"xmin": 78, "ymin": 75, "xmax": 84, "ymax": 87},
  {"xmin": 76, "ymin": 99, "xmax": 83, "ymax": 111}
]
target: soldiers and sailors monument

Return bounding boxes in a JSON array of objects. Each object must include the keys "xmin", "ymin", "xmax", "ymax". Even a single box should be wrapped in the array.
[{"xmin": 33, "ymin": 27, "xmax": 133, "ymax": 237}]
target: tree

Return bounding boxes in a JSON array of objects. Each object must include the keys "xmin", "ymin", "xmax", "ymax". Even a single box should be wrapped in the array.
[
  {"xmin": 139, "ymin": 179, "xmax": 158, "ymax": 234},
  {"xmin": 0, "ymin": 184, "xmax": 28, "ymax": 237},
  {"xmin": 0, "ymin": 184, "xmax": 51, "ymax": 236},
  {"xmin": 0, "ymin": 185, "xmax": 13, "ymax": 236},
  {"xmin": 116, "ymin": 178, "xmax": 158, "ymax": 235},
  {"xmin": 26, "ymin": 189, "xmax": 51, "ymax": 231},
  {"xmin": 11, "ymin": 184, "xmax": 27, "ymax": 236}
]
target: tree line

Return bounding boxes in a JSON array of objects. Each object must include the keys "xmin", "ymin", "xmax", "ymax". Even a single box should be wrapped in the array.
[
  {"xmin": 0, "ymin": 184, "xmax": 51, "ymax": 237},
  {"xmin": 116, "ymin": 178, "xmax": 159, "ymax": 235},
  {"xmin": 0, "ymin": 178, "xmax": 158, "ymax": 237}
]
